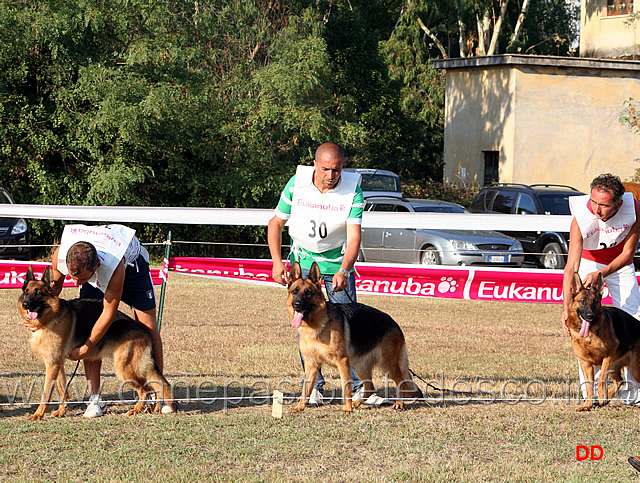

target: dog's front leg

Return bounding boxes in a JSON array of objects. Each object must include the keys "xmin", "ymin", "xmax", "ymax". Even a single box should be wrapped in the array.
[
  {"xmin": 336, "ymin": 357, "xmax": 353, "ymax": 414},
  {"xmin": 577, "ymin": 360, "xmax": 595, "ymax": 412},
  {"xmin": 50, "ymin": 365, "xmax": 69, "ymax": 417},
  {"xmin": 597, "ymin": 357, "xmax": 616, "ymax": 407},
  {"xmin": 289, "ymin": 362, "xmax": 319, "ymax": 413},
  {"xmin": 29, "ymin": 363, "xmax": 62, "ymax": 420}
]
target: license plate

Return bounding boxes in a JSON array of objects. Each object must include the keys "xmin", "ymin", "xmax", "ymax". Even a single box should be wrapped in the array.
[{"xmin": 488, "ymin": 255, "xmax": 507, "ymax": 263}]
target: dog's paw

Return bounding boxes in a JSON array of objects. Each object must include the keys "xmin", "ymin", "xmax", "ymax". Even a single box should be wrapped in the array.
[
  {"xmin": 392, "ymin": 402, "xmax": 405, "ymax": 410},
  {"xmin": 28, "ymin": 413, "xmax": 44, "ymax": 421},
  {"xmin": 288, "ymin": 402, "xmax": 306, "ymax": 413},
  {"xmin": 51, "ymin": 407, "xmax": 66, "ymax": 418},
  {"xmin": 576, "ymin": 404, "xmax": 593, "ymax": 412},
  {"xmin": 342, "ymin": 407, "xmax": 353, "ymax": 414}
]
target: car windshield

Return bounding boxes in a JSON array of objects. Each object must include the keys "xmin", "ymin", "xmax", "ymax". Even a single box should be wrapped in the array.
[
  {"xmin": 538, "ymin": 193, "xmax": 573, "ymax": 215},
  {"xmin": 359, "ymin": 174, "xmax": 400, "ymax": 193},
  {"xmin": 412, "ymin": 205, "xmax": 466, "ymax": 213}
]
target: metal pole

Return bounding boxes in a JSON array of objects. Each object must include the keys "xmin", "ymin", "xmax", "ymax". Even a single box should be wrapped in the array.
[{"xmin": 157, "ymin": 231, "xmax": 172, "ymax": 332}]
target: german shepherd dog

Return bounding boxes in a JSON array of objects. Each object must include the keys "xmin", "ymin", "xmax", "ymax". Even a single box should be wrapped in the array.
[
  {"xmin": 287, "ymin": 261, "xmax": 423, "ymax": 413},
  {"xmin": 567, "ymin": 272, "xmax": 640, "ymax": 411},
  {"xmin": 18, "ymin": 266, "xmax": 174, "ymax": 420}
]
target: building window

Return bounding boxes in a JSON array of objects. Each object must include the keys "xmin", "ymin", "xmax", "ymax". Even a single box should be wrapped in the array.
[
  {"xmin": 483, "ymin": 151, "xmax": 499, "ymax": 186},
  {"xmin": 608, "ymin": 0, "xmax": 633, "ymax": 16}
]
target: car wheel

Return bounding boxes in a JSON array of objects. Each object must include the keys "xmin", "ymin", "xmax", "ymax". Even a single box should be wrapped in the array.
[
  {"xmin": 421, "ymin": 247, "xmax": 441, "ymax": 265},
  {"xmin": 540, "ymin": 242, "xmax": 565, "ymax": 270}
]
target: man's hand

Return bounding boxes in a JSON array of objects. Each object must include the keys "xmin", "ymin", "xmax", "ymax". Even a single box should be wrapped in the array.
[
  {"xmin": 581, "ymin": 270, "xmax": 601, "ymax": 289},
  {"xmin": 332, "ymin": 270, "xmax": 348, "ymax": 292},
  {"xmin": 69, "ymin": 342, "xmax": 93, "ymax": 361},
  {"xmin": 272, "ymin": 261, "xmax": 287, "ymax": 286}
]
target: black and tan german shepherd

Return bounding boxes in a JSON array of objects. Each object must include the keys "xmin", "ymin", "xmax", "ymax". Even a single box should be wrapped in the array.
[
  {"xmin": 567, "ymin": 272, "xmax": 640, "ymax": 411},
  {"xmin": 287, "ymin": 261, "xmax": 423, "ymax": 413},
  {"xmin": 18, "ymin": 265, "xmax": 174, "ymax": 420}
]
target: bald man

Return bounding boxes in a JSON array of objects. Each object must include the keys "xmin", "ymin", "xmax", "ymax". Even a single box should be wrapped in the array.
[{"xmin": 268, "ymin": 143, "xmax": 385, "ymax": 406}]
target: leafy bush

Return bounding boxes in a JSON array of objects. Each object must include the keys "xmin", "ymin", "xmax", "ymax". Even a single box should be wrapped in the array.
[{"xmin": 402, "ymin": 180, "xmax": 478, "ymax": 208}]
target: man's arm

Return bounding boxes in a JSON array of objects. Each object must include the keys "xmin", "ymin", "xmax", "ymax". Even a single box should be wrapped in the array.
[
  {"xmin": 332, "ymin": 223, "xmax": 361, "ymax": 291},
  {"xmin": 49, "ymin": 246, "xmax": 66, "ymax": 296},
  {"xmin": 68, "ymin": 261, "xmax": 125, "ymax": 360},
  {"xmin": 561, "ymin": 218, "xmax": 583, "ymax": 335},
  {"xmin": 268, "ymin": 215, "xmax": 288, "ymax": 286}
]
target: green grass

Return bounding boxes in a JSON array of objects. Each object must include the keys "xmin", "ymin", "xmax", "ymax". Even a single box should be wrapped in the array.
[{"xmin": 1, "ymin": 274, "xmax": 638, "ymax": 481}]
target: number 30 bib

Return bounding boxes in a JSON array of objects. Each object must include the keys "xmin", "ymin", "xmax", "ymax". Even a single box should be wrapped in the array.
[{"xmin": 288, "ymin": 165, "xmax": 359, "ymax": 254}]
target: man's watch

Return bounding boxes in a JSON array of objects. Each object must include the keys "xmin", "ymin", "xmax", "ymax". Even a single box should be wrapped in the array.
[{"xmin": 338, "ymin": 268, "xmax": 350, "ymax": 277}]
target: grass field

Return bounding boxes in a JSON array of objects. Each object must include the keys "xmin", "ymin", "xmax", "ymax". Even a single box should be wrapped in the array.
[{"xmin": 1, "ymin": 273, "xmax": 638, "ymax": 481}]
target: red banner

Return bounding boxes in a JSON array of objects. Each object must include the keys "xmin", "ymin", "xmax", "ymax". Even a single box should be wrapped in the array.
[
  {"xmin": 0, "ymin": 261, "xmax": 164, "ymax": 289},
  {"xmin": 164, "ymin": 257, "xmax": 617, "ymax": 305},
  {"xmin": 1, "ymin": 258, "xmax": 619, "ymax": 304}
]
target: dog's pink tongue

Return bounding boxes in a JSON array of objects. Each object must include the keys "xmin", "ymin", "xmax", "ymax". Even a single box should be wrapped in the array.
[
  {"xmin": 579, "ymin": 317, "xmax": 590, "ymax": 338},
  {"xmin": 26, "ymin": 311, "xmax": 38, "ymax": 321},
  {"xmin": 291, "ymin": 311, "xmax": 303, "ymax": 329}
]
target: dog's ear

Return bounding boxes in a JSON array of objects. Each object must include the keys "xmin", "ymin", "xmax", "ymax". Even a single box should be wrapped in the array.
[
  {"xmin": 308, "ymin": 262, "xmax": 323, "ymax": 289},
  {"xmin": 570, "ymin": 272, "xmax": 583, "ymax": 297},
  {"xmin": 41, "ymin": 266, "xmax": 60, "ymax": 293},
  {"xmin": 287, "ymin": 261, "xmax": 302, "ymax": 286},
  {"xmin": 42, "ymin": 266, "xmax": 52, "ymax": 286},
  {"xmin": 593, "ymin": 272, "xmax": 605, "ymax": 295},
  {"xmin": 22, "ymin": 265, "xmax": 35, "ymax": 290}
]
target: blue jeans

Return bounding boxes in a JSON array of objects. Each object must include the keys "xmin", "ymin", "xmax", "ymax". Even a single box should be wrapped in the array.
[{"xmin": 298, "ymin": 268, "xmax": 362, "ymax": 393}]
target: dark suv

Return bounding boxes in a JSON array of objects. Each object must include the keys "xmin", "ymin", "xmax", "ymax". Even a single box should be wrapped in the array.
[
  {"xmin": 469, "ymin": 183, "xmax": 584, "ymax": 269},
  {"xmin": 0, "ymin": 188, "xmax": 30, "ymax": 260}
]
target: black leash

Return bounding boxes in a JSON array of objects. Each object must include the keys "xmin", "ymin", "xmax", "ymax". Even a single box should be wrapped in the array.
[
  {"xmin": 328, "ymin": 288, "xmax": 355, "ymax": 303},
  {"xmin": 64, "ymin": 360, "xmax": 81, "ymax": 403},
  {"xmin": 409, "ymin": 368, "xmax": 474, "ymax": 396},
  {"xmin": 409, "ymin": 368, "xmax": 446, "ymax": 392}
]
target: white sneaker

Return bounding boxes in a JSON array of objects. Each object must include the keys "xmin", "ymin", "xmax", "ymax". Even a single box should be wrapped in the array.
[
  {"xmin": 352, "ymin": 387, "xmax": 365, "ymax": 402},
  {"xmin": 83, "ymin": 395, "xmax": 107, "ymax": 418},
  {"xmin": 147, "ymin": 391, "xmax": 175, "ymax": 414},
  {"xmin": 160, "ymin": 402, "xmax": 175, "ymax": 414},
  {"xmin": 308, "ymin": 388, "xmax": 325, "ymax": 406},
  {"xmin": 363, "ymin": 394, "xmax": 391, "ymax": 406},
  {"xmin": 352, "ymin": 387, "xmax": 390, "ymax": 406}
]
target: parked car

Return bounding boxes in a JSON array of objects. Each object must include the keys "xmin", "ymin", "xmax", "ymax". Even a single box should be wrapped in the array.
[
  {"xmin": 0, "ymin": 188, "xmax": 30, "ymax": 260},
  {"xmin": 469, "ymin": 183, "xmax": 585, "ymax": 269},
  {"xmin": 360, "ymin": 197, "xmax": 524, "ymax": 266},
  {"xmin": 344, "ymin": 168, "xmax": 402, "ymax": 199}
]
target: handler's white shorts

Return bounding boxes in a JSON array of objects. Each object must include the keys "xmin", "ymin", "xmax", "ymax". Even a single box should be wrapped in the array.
[{"xmin": 576, "ymin": 259, "xmax": 640, "ymax": 404}]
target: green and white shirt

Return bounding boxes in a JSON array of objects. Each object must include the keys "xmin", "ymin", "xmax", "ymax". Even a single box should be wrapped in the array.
[{"xmin": 274, "ymin": 165, "xmax": 363, "ymax": 275}]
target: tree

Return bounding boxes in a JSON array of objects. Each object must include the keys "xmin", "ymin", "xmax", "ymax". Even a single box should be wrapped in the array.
[{"xmin": 0, "ymin": 0, "xmax": 579, "ymax": 256}]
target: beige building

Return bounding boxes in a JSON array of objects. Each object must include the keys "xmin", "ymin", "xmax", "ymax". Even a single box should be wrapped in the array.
[
  {"xmin": 581, "ymin": 0, "xmax": 639, "ymax": 58},
  {"xmin": 432, "ymin": 55, "xmax": 640, "ymax": 192},
  {"xmin": 432, "ymin": 1, "xmax": 640, "ymax": 193}
]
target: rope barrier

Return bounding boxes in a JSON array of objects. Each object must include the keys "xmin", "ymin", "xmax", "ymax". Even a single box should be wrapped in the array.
[{"xmin": 1, "ymin": 395, "xmax": 625, "ymax": 408}]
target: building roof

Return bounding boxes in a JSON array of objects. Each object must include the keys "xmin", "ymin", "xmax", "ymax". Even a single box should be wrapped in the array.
[{"xmin": 432, "ymin": 54, "xmax": 640, "ymax": 72}]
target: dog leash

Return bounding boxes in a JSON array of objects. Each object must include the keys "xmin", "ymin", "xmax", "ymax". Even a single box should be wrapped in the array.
[
  {"xmin": 328, "ymin": 289, "xmax": 355, "ymax": 304},
  {"xmin": 64, "ymin": 360, "xmax": 81, "ymax": 402},
  {"xmin": 409, "ymin": 369, "xmax": 474, "ymax": 396}
]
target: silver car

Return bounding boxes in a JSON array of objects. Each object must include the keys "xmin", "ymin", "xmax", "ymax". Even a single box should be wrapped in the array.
[{"xmin": 360, "ymin": 198, "xmax": 524, "ymax": 266}]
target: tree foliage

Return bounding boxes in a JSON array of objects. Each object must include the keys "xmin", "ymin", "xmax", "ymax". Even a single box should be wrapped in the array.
[{"xmin": 0, "ymin": 0, "xmax": 578, "ymax": 256}]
